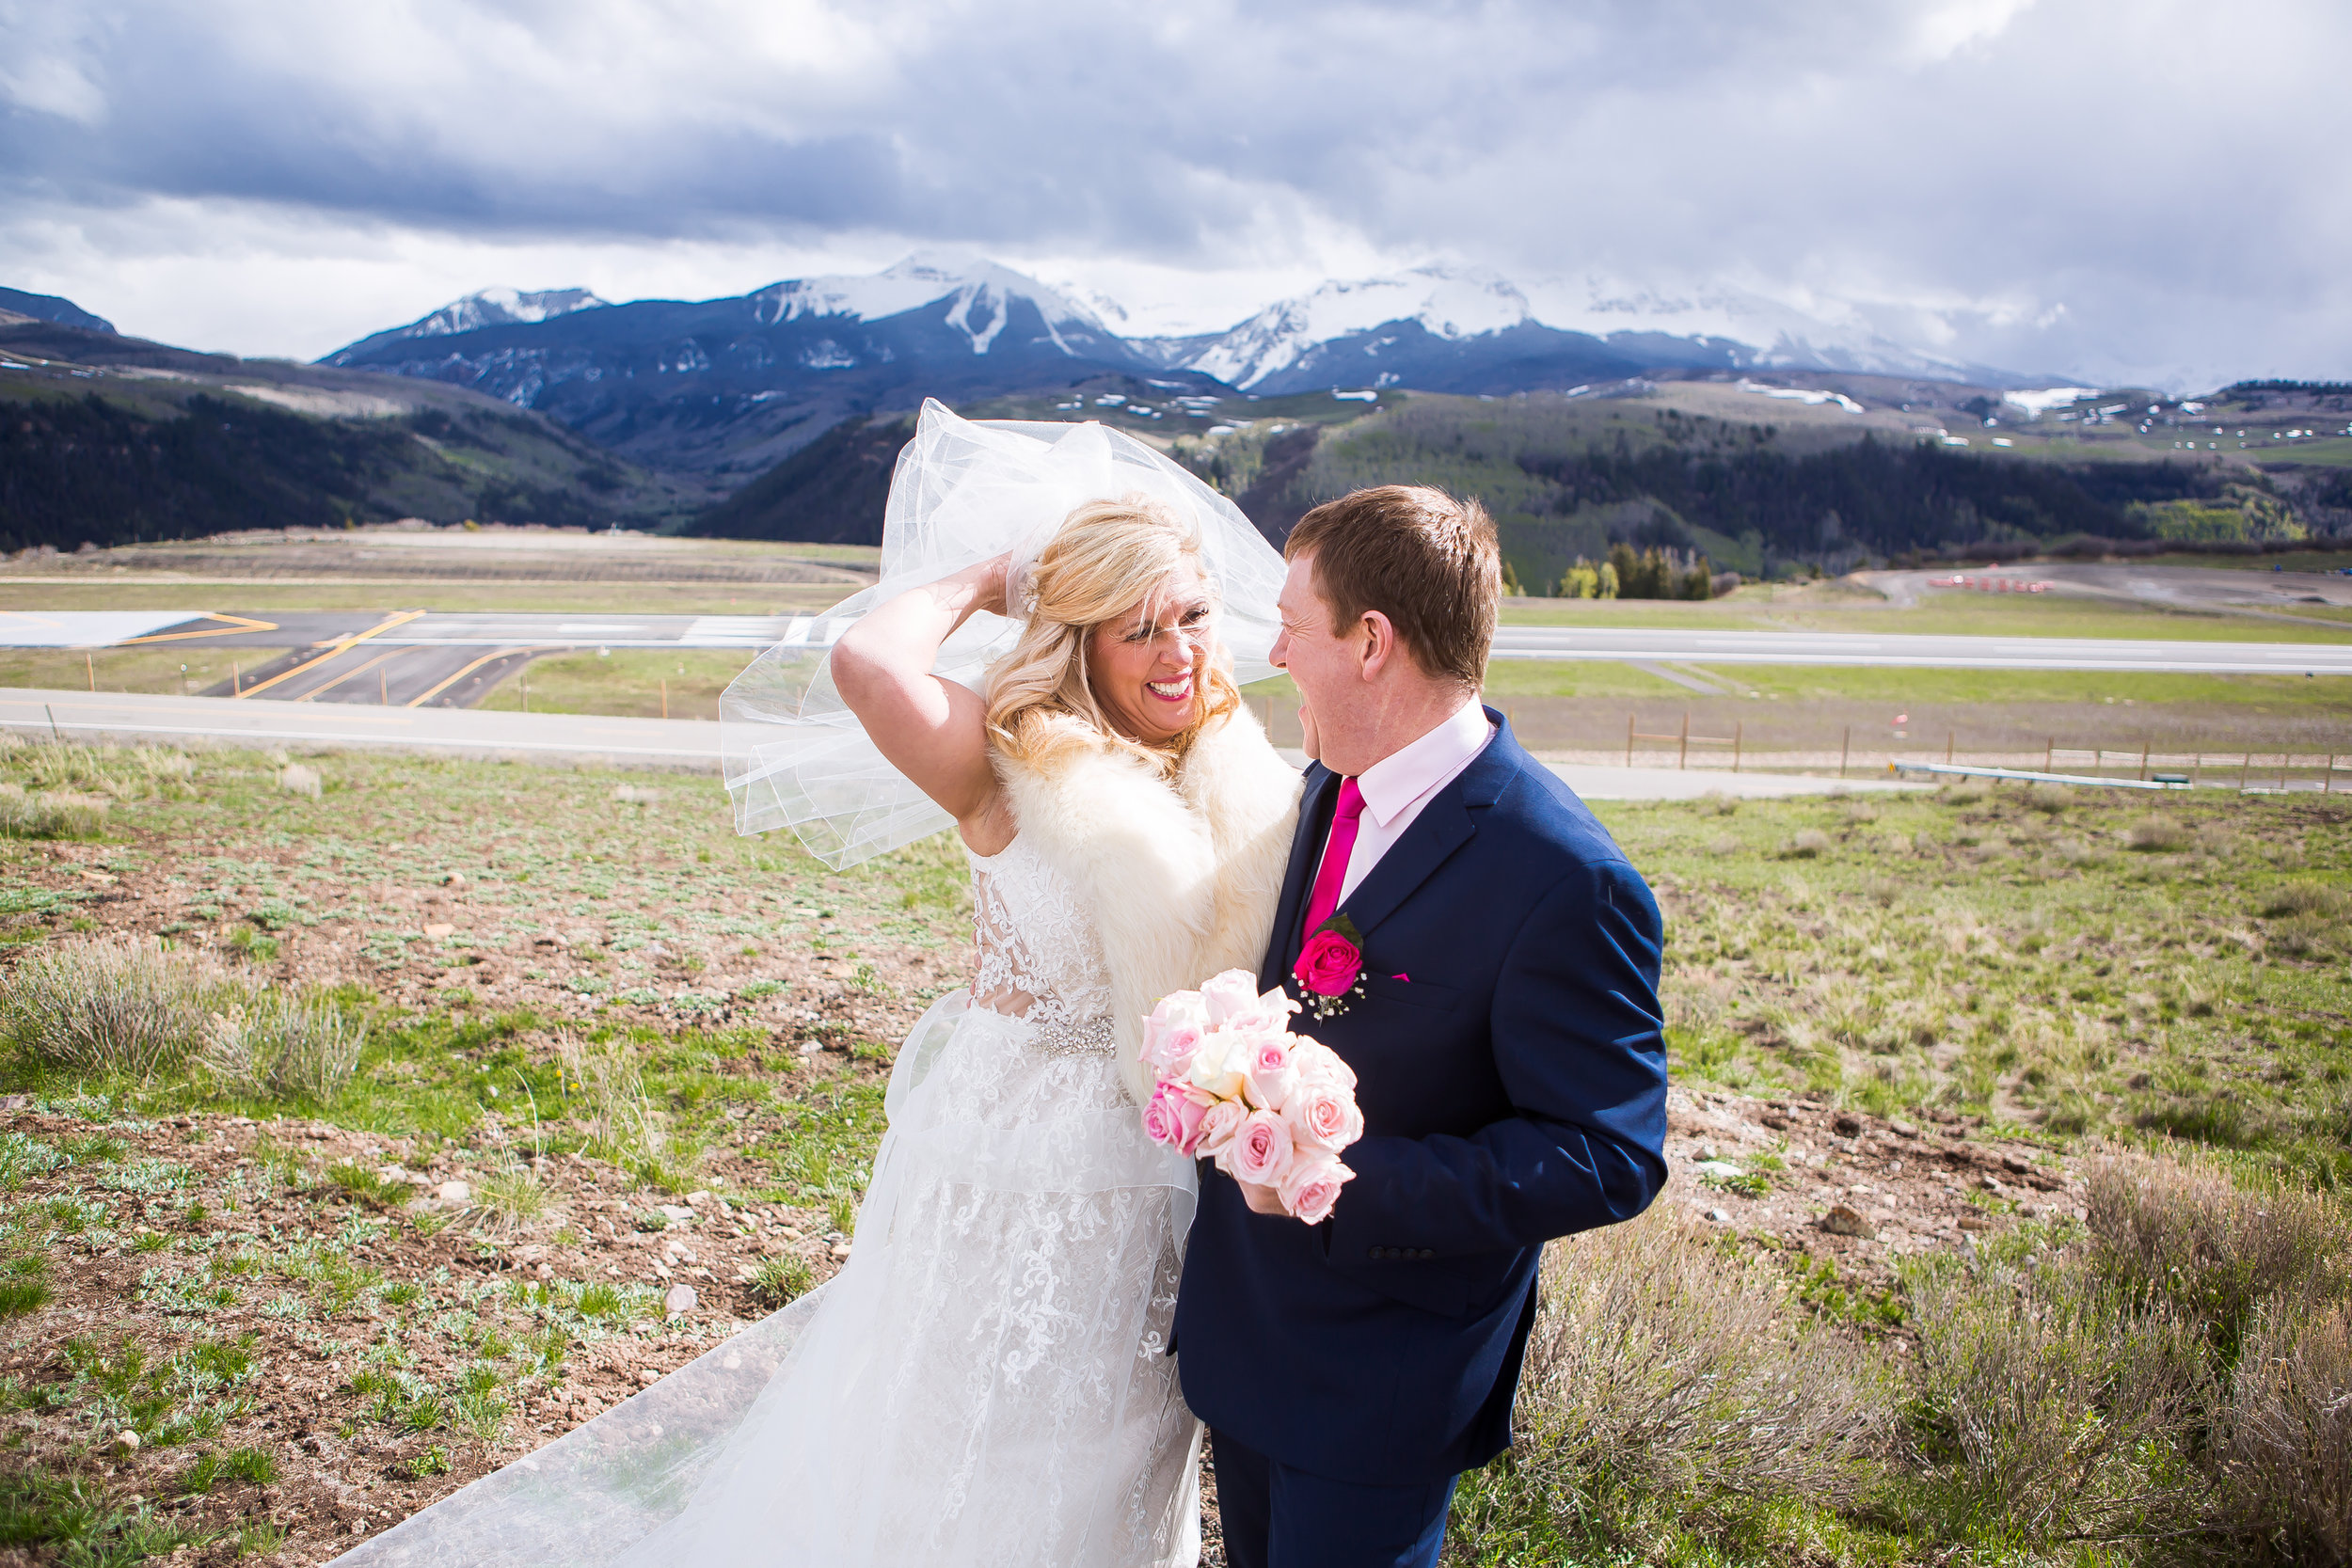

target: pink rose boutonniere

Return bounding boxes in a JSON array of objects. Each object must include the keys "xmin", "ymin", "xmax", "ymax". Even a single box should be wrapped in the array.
[{"xmin": 1292, "ymin": 911, "xmax": 1368, "ymax": 1022}]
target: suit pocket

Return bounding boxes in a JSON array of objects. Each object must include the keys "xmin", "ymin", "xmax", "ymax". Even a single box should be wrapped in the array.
[{"xmin": 1359, "ymin": 973, "xmax": 1462, "ymax": 1013}]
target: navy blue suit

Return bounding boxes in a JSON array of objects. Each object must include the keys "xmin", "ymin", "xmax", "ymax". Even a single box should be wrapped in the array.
[{"xmin": 1175, "ymin": 711, "xmax": 1667, "ymax": 1562}]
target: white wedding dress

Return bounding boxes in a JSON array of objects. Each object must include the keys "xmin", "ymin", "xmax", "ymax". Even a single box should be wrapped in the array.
[{"xmin": 335, "ymin": 832, "xmax": 1201, "ymax": 1568}]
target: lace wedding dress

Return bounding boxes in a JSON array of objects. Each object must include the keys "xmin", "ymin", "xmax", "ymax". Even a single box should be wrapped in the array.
[{"xmin": 334, "ymin": 833, "xmax": 1201, "ymax": 1568}]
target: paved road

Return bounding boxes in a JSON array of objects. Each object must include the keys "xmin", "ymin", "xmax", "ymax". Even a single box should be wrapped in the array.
[
  {"xmin": 1485, "ymin": 626, "xmax": 2352, "ymax": 674},
  {"xmin": 2, "ymin": 689, "xmax": 1922, "ymax": 800},
  {"xmin": 15, "ymin": 607, "xmax": 2352, "ymax": 698},
  {"xmin": 2, "ymin": 689, "xmax": 722, "ymax": 765},
  {"xmin": 1866, "ymin": 562, "xmax": 2352, "ymax": 614}
]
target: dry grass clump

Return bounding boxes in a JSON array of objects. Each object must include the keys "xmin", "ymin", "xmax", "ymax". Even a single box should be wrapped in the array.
[
  {"xmin": 2, "ymin": 935, "xmax": 361, "ymax": 1101},
  {"xmin": 2084, "ymin": 1152, "xmax": 2352, "ymax": 1356},
  {"xmin": 612, "ymin": 784, "xmax": 663, "ymax": 805},
  {"xmin": 1499, "ymin": 1204, "xmax": 1892, "ymax": 1519},
  {"xmin": 0, "ymin": 784, "xmax": 110, "ymax": 840},
  {"xmin": 194, "ymin": 990, "xmax": 366, "ymax": 1101},
  {"xmin": 2221, "ymin": 1300, "xmax": 2352, "ymax": 1561},
  {"xmin": 2260, "ymin": 881, "xmax": 2352, "ymax": 922},
  {"xmin": 554, "ymin": 1031, "xmax": 693, "ymax": 1186},
  {"xmin": 1906, "ymin": 1246, "xmax": 2215, "ymax": 1543},
  {"xmin": 1784, "ymin": 828, "xmax": 1832, "ymax": 858},
  {"xmin": 275, "ymin": 763, "xmax": 322, "ymax": 800},
  {"xmin": 2126, "ymin": 815, "xmax": 2191, "ymax": 852},
  {"xmin": 1902, "ymin": 1152, "xmax": 2352, "ymax": 1559},
  {"xmin": 1, "ymin": 935, "xmax": 217, "ymax": 1077},
  {"xmin": 468, "ymin": 1163, "xmax": 551, "ymax": 1238}
]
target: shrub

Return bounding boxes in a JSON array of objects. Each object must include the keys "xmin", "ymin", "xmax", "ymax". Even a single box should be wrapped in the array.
[
  {"xmin": 2083, "ymin": 1152, "xmax": 2352, "ymax": 1360},
  {"xmin": 2218, "ymin": 1299, "xmax": 2352, "ymax": 1560},
  {"xmin": 195, "ymin": 990, "xmax": 365, "ymax": 1101},
  {"xmin": 0, "ymin": 785, "xmax": 110, "ymax": 840},
  {"xmin": 2261, "ymin": 882, "xmax": 2352, "ymax": 922},
  {"xmin": 1487, "ymin": 1204, "xmax": 1891, "ymax": 1535},
  {"xmin": 276, "ymin": 763, "xmax": 322, "ymax": 800},
  {"xmin": 2126, "ymin": 816, "xmax": 2190, "ymax": 852},
  {"xmin": 1784, "ymin": 829, "xmax": 1831, "ymax": 858},
  {"xmin": 1904, "ymin": 1243, "xmax": 2215, "ymax": 1544},
  {"xmin": 1, "ymin": 935, "xmax": 218, "ymax": 1077}
]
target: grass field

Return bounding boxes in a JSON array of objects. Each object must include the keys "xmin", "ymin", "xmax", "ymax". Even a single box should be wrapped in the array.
[
  {"xmin": 472, "ymin": 650, "xmax": 756, "ymax": 721},
  {"xmin": 0, "ymin": 737, "xmax": 2346, "ymax": 1564},
  {"xmin": 0, "ymin": 647, "xmax": 299, "ymax": 698},
  {"xmin": 0, "ymin": 580, "xmax": 860, "ymax": 616}
]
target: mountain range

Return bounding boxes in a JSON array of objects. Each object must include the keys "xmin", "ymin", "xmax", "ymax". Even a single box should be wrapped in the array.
[{"xmin": 317, "ymin": 253, "xmax": 2046, "ymax": 475}]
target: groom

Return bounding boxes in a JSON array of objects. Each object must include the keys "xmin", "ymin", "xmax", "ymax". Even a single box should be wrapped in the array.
[{"xmin": 1174, "ymin": 485, "xmax": 1669, "ymax": 1568}]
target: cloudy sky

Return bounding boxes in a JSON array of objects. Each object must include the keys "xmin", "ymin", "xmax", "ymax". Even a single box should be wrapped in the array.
[{"xmin": 3, "ymin": 0, "xmax": 2346, "ymax": 389}]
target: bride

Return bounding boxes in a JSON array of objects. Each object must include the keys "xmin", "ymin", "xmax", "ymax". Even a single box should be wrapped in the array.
[{"xmin": 332, "ymin": 404, "xmax": 1300, "ymax": 1567}]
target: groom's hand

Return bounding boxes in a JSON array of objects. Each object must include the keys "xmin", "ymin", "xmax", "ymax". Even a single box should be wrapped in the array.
[{"xmin": 1236, "ymin": 1177, "xmax": 1287, "ymax": 1216}]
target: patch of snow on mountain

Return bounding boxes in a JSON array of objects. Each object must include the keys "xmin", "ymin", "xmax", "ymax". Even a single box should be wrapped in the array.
[
  {"xmin": 1519, "ymin": 273, "xmax": 1984, "ymax": 379},
  {"xmin": 1187, "ymin": 266, "xmax": 1533, "ymax": 388},
  {"xmin": 2001, "ymin": 386, "xmax": 2103, "ymax": 416},
  {"xmin": 399, "ymin": 288, "xmax": 609, "ymax": 339},
  {"xmin": 746, "ymin": 251, "xmax": 1110, "ymax": 356}
]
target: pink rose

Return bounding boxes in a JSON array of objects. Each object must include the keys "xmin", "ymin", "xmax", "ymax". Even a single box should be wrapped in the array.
[
  {"xmin": 1142, "ymin": 991, "xmax": 1211, "ymax": 1071},
  {"xmin": 1141, "ymin": 1081, "xmax": 1205, "ymax": 1150},
  {"xmin": 1291, "ymin": 1039, "xmax": 1359, "ymax": 1092},
  {"xmin": 1223, "ymin": 1108, "xmax": 1295, "ymax": 1188},
  {"xmin": 1293, "ymin": 929, "xmax": 1361, "ymax": 998},
  {"xmin": 1281, "ymin": 1080, "xmax": 1364, "ymax": 1153},
  {"xmin": 1193, "ymin": 1098, "xmax": 1248, "ymax": 1158},
  {"xmin": 1200, "ymin": 970, "xmax": 1261, "ymax": 1024},
  {"xmin": 1279, "ymin": 1153, "xmax": 1355, "ymax": 1225},
  {"xmin": 1246, "ymin": 1034, "xmax": 1301, "ymax": 1110}
]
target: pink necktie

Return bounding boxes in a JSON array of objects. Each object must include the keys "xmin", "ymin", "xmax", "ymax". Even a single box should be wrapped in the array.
[{"xmin": 1301, "ymin": 777, "xmax": 1366, "ymax": 943}]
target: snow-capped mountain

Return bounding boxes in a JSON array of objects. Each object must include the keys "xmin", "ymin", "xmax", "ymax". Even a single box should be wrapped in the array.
[
  {"xmin": 318, "ymin": 251, "xmax": 2044, "ymax": 474},
  {"xmin": 745, "ymin": 251, "xmax": 1119, "ymax": 357},
  {"xmin": 318, "ymin": 253, "xmax": 1181, "ymax": 473}
]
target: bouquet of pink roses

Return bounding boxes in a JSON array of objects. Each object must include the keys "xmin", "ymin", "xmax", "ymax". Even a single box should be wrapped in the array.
[{"xmin": 1137, "ymin": 969, "xmax": 1364, "ymax": 1224}]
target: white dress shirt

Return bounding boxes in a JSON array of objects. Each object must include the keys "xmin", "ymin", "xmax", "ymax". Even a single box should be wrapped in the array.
[{"xmin": 1329, "ymin": 699, "xmax": 1497, "ymax": 906}]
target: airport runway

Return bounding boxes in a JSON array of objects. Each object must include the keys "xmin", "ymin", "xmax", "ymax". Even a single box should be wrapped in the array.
[
  {"xmin": 1, "ymin": 689, "xmax": 1922, "ymax": 800},
  {"xmin": 8, "ymin": 609, "xmax": 2352, "ymax": 708}
]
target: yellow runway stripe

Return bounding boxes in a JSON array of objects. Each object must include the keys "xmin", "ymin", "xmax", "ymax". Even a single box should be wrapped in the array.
[
  {"xmin": 405, "ymin": 645, "xmax": 553, "ymax": 708},
  {"xmin": 293, "ymin": 646, "xmax": 405, "ymax": 703},
  {"xmin": 117, "ymin": 613, "xmax": 281, "ymax": 644},
  {"xmin": 232, "ymin": 610, "xmax": 424, "ymax": 700}
]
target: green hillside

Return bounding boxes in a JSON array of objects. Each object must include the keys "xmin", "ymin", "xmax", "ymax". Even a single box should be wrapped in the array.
[{"xmin": 0, "ymin": 322, "xmax": 702, "ymax": 552}]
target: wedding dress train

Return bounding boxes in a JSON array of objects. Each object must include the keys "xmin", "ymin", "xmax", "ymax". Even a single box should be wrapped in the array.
[{"xmin": 334, "ymin": 833, "xmax": 1202, "ymax": 1568}]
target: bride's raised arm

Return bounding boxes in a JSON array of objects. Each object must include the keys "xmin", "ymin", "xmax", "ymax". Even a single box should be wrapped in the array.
[{"xmin": 829, "ymin": 552, "xmax": 1011, "ymax": 845}]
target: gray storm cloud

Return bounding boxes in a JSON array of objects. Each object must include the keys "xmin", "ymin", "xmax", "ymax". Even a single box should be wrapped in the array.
[{"xmin": 2, "ymin": 0, "xmax": 2346, "ymax": 387}]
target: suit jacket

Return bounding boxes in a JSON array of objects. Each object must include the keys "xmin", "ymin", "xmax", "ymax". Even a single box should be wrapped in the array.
[{"xmin": 1172, "ymin": 709, "xmax": 1668, "ymax": 1485}]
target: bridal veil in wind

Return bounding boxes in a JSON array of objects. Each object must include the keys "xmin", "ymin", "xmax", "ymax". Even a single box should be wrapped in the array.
[{"xmin": 326, "ymin": 400, "xmax": 1298, "ymax": 1568}]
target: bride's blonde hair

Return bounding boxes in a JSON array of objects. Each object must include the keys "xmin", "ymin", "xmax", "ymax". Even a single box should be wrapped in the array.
[{"xmin": 986, "ymin": 494, "xmax": 1241, "ymax": 772}]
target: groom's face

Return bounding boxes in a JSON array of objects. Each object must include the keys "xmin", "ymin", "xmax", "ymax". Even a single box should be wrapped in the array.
[{"xmin": 1272, "ymin": 552, "xmax": 1359, "ymax": 756}]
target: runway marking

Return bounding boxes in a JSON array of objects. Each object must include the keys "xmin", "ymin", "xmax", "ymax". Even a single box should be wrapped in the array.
[
  {"xmin": 405, "ymin": 645, "xmax": 554, "ymax": 708},
  {"xmin": 232, "ymin": 610, "xmax": 425, "ymax": 700},
  {"xmin": 293, "ymin": 646, "xmax": 408, "ymax": 704},
  {"xmin": 116, "ymin": 612, "xmax": 282, "ymax": 644}
]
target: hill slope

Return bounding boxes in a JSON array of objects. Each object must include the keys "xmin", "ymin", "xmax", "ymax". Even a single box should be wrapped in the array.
[{"xmin": 0, "ymin": 322, "xmax": 701, "ymax": 553}]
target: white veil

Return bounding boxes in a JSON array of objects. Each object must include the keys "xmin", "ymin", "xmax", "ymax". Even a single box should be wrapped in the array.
[{"xmin": 721, "ymin": 398, "xmax": 1288, "ymax": 866}]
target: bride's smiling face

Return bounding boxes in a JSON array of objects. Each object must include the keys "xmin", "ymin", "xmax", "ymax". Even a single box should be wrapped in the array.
[{"xmin": 1087, "ymin": 562, "xmax": 1214, "ymax": 745}]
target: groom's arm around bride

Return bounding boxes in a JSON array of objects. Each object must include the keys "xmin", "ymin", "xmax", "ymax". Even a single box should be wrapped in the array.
[{"xmin": 1174, "ymin": 485, "xmax": 1669, "ymax": 1568}]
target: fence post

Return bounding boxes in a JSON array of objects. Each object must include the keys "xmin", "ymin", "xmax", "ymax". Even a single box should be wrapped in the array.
[
  {"xmin": 2281, "ymin": 755, "xmax": 2291, "ymax": 793},
  {"xmin": 2044, "ymin": 736, "xmax": 2053, "ymax": 773},
  {"xmin": 2327, "ymin": 755, "xmax": 2336, "ymax": 796},
  {"xmin": 660, "ymin": 678, "xmax": 667, "ymax": 721},
  {"xmin": 1946, "ymin": 731, "xmax": 1955, "ymax": 765},
  {"xmin": 521, "ymin": 671, "xmax": 531, "ymax": 714},
  {"xmin": 1626, "ymin": 713, "xmax": 1634, "ymax": 768},
  {"xmin": 1839, "ymin": 725, "xmax": 1851, "ymax": 779},
  {"xmin": 1733, "ymin": 721, "xmax": 1742, "ymax": 774},
  {"xmin": 87, "ymin": 654, "xmax": 96, "ymax": 693},
  {"xmin": 2138, "ymin": 739, "xmax": 2150, "ymax": 783},
  {"xmin": 2239, "ymin": 752, "xmax": 2250, "ymax": 792},
  {"xmin": 1678, "ymin": 712, "xmax": 1690, "ymax": 771},
  {"xmin": 230, "ymin": 662, "xmax": 240, "ymax": 697},
  {"xmin": 379, "ymin": 667, "xmax": 388, "ymax": 705}
]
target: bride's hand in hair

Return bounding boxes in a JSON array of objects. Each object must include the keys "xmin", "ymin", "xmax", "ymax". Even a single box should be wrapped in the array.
[{"xmin": 832, "ymin": 553, "xmax": 1018, "ymax": 841}]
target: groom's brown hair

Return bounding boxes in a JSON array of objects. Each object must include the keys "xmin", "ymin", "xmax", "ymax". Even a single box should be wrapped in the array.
[{"xmin": 1284, "ymin": 484, "xmax": 1499, "ymax": 689}]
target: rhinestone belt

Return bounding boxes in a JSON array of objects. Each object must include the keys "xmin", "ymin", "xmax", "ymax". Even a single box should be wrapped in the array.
[{"xmin": 1024, "ymin": 1015, "xmax": 1118, "ymax": 1058}]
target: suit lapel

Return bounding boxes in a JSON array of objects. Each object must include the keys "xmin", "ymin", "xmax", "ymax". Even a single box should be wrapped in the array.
[{"xmin": 1262, "ymin": 764, "xmax": 1339, "ymax": 990}]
